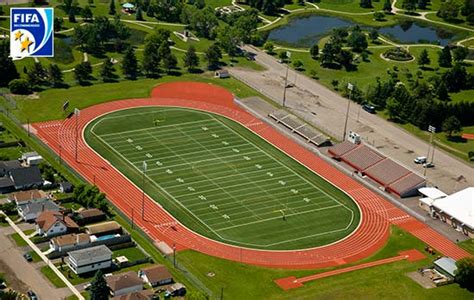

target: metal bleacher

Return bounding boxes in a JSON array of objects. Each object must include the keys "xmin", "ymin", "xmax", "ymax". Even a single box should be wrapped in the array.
[{"xmin": 269, "ymin": 110, "xmax": 331, "ymax": 147}]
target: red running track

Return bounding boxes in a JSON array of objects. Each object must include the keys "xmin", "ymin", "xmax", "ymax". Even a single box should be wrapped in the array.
[{"xmin": 32, "ymin": 82, "xmax": 470, "ymax": 269}]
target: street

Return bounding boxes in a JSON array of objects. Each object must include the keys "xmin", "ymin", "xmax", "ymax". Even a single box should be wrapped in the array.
[{"xmin": 230, "ymin": 45, "xmax": 474, "ymax": 193}]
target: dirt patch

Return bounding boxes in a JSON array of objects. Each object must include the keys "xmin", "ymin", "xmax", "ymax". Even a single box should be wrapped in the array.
[
  {"xmin": 0, "ymin": 259, "xmax": 29, "ymax": 293},
  {"xmin": 406, "ymin": 271, "xmax": 436, "ymax": 289}
]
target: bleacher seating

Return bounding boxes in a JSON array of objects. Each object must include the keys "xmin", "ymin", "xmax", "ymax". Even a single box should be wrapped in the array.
[{"xmin": 268, "ymin": 110, "xmax": 331, "ymax": 147}]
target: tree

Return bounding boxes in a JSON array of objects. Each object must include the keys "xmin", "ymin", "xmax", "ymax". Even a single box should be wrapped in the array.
[
  {"xmin": 347, "ymin": 30, "xmax": 368, "ymax": 52},
  {"xmin": 438, "ymin": 46, "xmax": 452, "ymax": 68},
  {"xmin": 468, "ymin": 12, "xmax": 474, "ymax": 24},
  {"xmin": 183, "ymin": 45, "xmax": 199, "ymax": 72},
  {"xmin": 205, "ymin": 44, "xmax": 222, "ymax": 70},
  {"xmin": 383, "ymin": 0, "xmax": 392, "ymax": 12},
  {"xmin": 122, "ymin": 46, "xmax": 138, "ymax": 79},
  {"xmin": 418, "ymin": 0, "xmax": 428, "ymax": 9},
  {"xmin": 81, "ymin": 5, "xmax": 93, "ymax": 22},
  {"xmin": 418, "ymin": 49, "xmax": 430, "ymax": 67},
  {"xmin": 141, "ymin": 33, "xmax": 163, "ymax": 77},
  {"xmin": 310, "ymin": 44, "xmax": 319, "ymax": 59},
  {"xmin": 89, "ymin": 270, "xmax": 109, "ymax": 300},
  {"xmin": 27, "ymin": 62, "xmax": 47, "ymax": 88},
  {"xmin": 293, "ymin": 60, "xmax": 304, "ymax": 70},
  {"xmin": 461, "ymin": 0, "xmax": 474, "ymax": 15},
  {"xmin": 54, "ymin": 17, "xmax": 63, "ymax": 32},
  {"xmin": 8, "ymin": 79, "xmax": 31, "ymax": 94},
  {"xmin": 68, "ymin": 8, "xmax": 76, "ymax": 23},
  {"xmin": 442, "ymin": 115, "xmax": 462, "ymax": 137},
  {"xmin": 0, "ymin": 40, "xmax": 19, "ymax": 87},
  {"xmin": 453, "ymin": 46, "xmax": 468, "ymax": 62},
  {"xmin": 263, "ymin": 41, "xmax": 275, "ymax": 54},
  {"xmin": 360, "ymin": 0, "xmax": 373, "ymax": 8},
  {"xmin": 402, "ymin": 0, "xmax": 418, "ymax": 12},
  {"xmin": 136, "ymin": 6, "xmax": 143, "ymax": 20},
  {"xmin": 74, "ymin": 61, "xmax": 92, "ymax": 85},
  {"xmin": 374, "ymin": 11, "xmax": 385, "ymax": 21},
  {"xmin": 443, "ymin": 63, "xmax": 467, "ymax": 92},
  {"xmin": 109, "ymin": 0, "xmax": 116, "ymax": 15},
  {"xmin": 386, "ymin": 96, "xmax": 401, "ymax": 120},
  {"xmin": 369, "ymin": 29, "xmax": 379, "ymax": 42},
  {"xmin": 100, "ymin": 58, "xmax": 116, "ymax": 82},
  {"xmin": 48, "ymin": 64, "xmax": 64, "ymax": 87},
  {"xmin": 162, "ymin": 53, "xmax": 178, "ymax": 73},
  {"xmin": 278, "ymin": 51, "xmax": 288, "ymax": 62},
  {"xmin": 436, "ymin": 81, "xmax": 449, "ymax": 101},
  {"xmin": 437, "ymin": 1, "xmax": 460, "ymax": 20}
]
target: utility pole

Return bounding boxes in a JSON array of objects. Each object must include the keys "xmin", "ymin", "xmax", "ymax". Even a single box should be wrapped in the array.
[
  {"xmin": 59, "ymin": 144, "xmax": 62, "ymax": 165},
  {"xmin": 141, "ymin": 161, "xmax": 147, "ymax": 220},
  {"xmin": 27, "ymin": 118, "xmax": 30, "ymax": 137},
  {"xmin": 74, "ymin": 108, "xmax": 80, "ymax": 162},
  {"xmin": 343, "ymin": 83, "xmax": 353, "ymax": 141},
  {"xmin": 173, "ymin": 243, "xmax": 177, "ymax": 268},
  {"xmin": 424, "ymin": 125, "xmax": 436, "ymax": 177},
  {"xmin": 131, "ymin": 208, "xmax": 135, "ymax": 230}
]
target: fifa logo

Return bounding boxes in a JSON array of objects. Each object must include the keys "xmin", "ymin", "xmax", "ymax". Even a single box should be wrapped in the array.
[{"xmin": 10, "ymin": 8, "xmax": 54, "ymax": 60}]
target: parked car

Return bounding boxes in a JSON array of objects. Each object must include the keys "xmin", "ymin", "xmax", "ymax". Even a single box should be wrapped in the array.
[
  {"xmin": 423, "ymin": 162, "xmax": 435, "ymax": 168},
  {"xmin": 23, "ymin": 253, "xmax": 32, "ymax": 262},
  {"xmin": 27, "ymin": 290, "xmax": 38, "ymax": 300},
  {"xmin": 414, "ymin": 156, "xmax": 427, "ymax": 164},
  {"xmin": 362, "ymin": 103, "xmax": 376, "ymax": 114}
]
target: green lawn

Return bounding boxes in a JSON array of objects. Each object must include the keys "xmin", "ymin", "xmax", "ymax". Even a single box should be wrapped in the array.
[
  {"xmin": 86, "ymin": 107, "xmax": 360, "ymax": 250},
  {"xmin": 112, "ymin": 247, "xmax": 148, "ymax": 261},
  {"xmin": 61, "ymin": 202, "xmax": 83, "ymax": 210},
  {"xmin": 9, "ymin": 233, "xmax": 27, "ymax": 247},
  {"xmin": 458, "ymin": 239, "xmax": 474, "ymax": 255},
  {"xmin": 23, "ymin": 229, "xmax": 35, "ymax": 235},
  {"xmin": 40, "ymin": 266, "xmax": 67, "ymax": 288},
  {"xmin": 177, "ymin": 226, "xmax": 474, "ymax": 299},
  {"xmin": 27, "ymin": 250, "xmax": 42, "ymax": 263}
]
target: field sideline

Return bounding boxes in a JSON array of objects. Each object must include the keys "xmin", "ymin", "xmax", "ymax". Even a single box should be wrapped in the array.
[{"xmin": 85, "ymin": 107, "xmax": 360, "ymax": 250}]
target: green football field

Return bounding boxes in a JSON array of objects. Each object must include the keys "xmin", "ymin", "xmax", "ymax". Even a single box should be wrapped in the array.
[{"xmin": 85, "ymin": 107, "xmax": 360, "ymax": 250}]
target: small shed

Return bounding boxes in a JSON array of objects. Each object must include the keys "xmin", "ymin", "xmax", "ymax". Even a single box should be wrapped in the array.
[
  {"xmin": 214, "ymin": 70, "xmax": 230, "ymax": 79},
  {"xmin": 434, "ymin": 257, "xmax": 457, "ymax": 279}
]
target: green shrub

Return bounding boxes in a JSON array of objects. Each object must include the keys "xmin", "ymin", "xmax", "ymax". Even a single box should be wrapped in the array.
[{"xmin": 8, "ymin": 79, "xmax": 31, "ymax": 95}]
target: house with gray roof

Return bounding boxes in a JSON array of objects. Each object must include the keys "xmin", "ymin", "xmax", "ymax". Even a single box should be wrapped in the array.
[
  {"xmin": 17, "ymin": 200, "xmax": 61, "ymax": 222},
  {"xmin": 9, "ymin": 166, "xmax": 43, "ymax": 190},
  {"xmin": 67, "ymin": 245, "xmax": 112, "ymax": 275}
]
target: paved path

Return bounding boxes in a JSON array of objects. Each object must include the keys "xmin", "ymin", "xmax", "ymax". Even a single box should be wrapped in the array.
[
  {"xmin": 231, "ymin": 46, "xmax": 474, "ymax": 194},
  {"xmin": 0, "ymin": 221, "xmax": 72, "ymax": 299}
]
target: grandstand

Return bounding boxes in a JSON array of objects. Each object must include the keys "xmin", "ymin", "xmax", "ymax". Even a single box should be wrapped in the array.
[
  {"xmin": 328, "ymin": 141, "xmax": 425, "ymax": 198},
  {"xmin": 269, "ymin": 110, "xmax": 331, "ymax": 147}
]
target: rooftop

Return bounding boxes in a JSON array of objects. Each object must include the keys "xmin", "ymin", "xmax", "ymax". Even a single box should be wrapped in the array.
[
  {"xmin": 9, "ymin": 166, "xmax": 43, "ymax": 187},
  {"xmin": 328, "ymin": 141, "xmax": 358, "ymax": 158},
  {"xmin": 9, "ymin": 189, "xmax": 48, "ymax": 203},
  {"xmin": 51, "ymin": 233, "xmax": 89, "ymax": 247},
  {"xmin": 20, "ymin": 201, "xmax": 60, "ymax": 216},
  {"xmin": 106, "ymin": 271, "xmax": 143, "ymax": 291},
  {"xmin": 141, "ymin": 264, "xmax": 172, "ymax": 283},
  {"xmin": 418, "ymin": 187, "xmax": 448, "ymax": 200},
  {"xmin": 68, "ymin": 245, "xmax": 112, "ymax": 262},
  {"xmin": 36, "ymin": 210, "xmax": 79, "ymax": 231},
  {"xmin": 78, "ymin": 208, "xmax": 105, "ymax": 219},
  {"xmin": 434, "ymin": 257, "xmax": 458, "ymax": 277},
  {"xmin": 432, "ymin": 187, "xmax": 474, "ymax": 229},
  {"xmin": 111, "ymin": 290, "xmax": 153, "ymax": 300}
]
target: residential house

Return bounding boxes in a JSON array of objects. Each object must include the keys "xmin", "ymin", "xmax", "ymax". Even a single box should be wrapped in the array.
[
  {"xmin": 111, "ymin": 290, "xmax": 153, "ymax": 300},
  {"xmin": 36, "ymin": 210, "xmax": 79, "ymax": 237},
  {"xmin": 17, "ymin": 200, "xmax": 61, "ymax": 222},
  {"xmin": 0, "ymin": 177, "xmax": 15, "ymax": 194},
  {"xmin": 85, "ymin": 221, "xmax": 122, "ymax": 236},
  {"xmin": 21, "ymin": 152, "xmax": 39, "ymax": 161},
  {"xmin": 49, "ymin": 233, "xmax": 90, "ymax": 252},
  {"xmin": 167, "ymin": 283, "xmax": 186, "ymax": 297},
  {"xmin": 106, "ymin": 271, "xmax": 143, "ymax": 297},
  {"xmin": 8, "ymin": 189, "xmax": 49, "ymax": 206},
  {"xmin": 139, "ymin": 264, "xmax": 173, "ymax": 287},
  {"xmin": 67, "ymin": 245, "xmax": 112, "ymax": 275},
  {"xmin": 75, "ymin": 208, "xmax": 106, "ymax": 226},
  {"xmin": 9, "ymin": 166, "xmax": 43, "ymax": 190},
  {"xmin": 0, "ymin": 160, "xmax": 21, "ymax": 176}
]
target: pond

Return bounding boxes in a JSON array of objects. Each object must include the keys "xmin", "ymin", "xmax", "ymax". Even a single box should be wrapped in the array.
[{"xmin": 268, "ymin": 15, "xmax": 456, "ymax": 47}]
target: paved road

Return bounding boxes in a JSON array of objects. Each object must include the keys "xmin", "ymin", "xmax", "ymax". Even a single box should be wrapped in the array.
[
  {"xmin": 0, "ymin": 226, "xmax": 71, "ymax": 300},
  {"xmin": 231, "ymin": 45, "xmax": 473, "ymax": 193}
]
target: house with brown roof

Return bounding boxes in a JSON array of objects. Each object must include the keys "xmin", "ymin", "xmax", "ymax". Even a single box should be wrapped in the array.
[
  {"xmin": 8, "ymin": 189, "xmax": 49, "ymax": 206},
  {"xmin": 36, "ymin": 211, "xmax": 79, "ymax": 237},
  {"xmin": 111, "ymin": 290, "xmax": 153, "ymax": 300},
  {"xmin": 49, "ymin": 233, "xmax": 90, "ymax": 252},
  {"xmin": 76, "ymin": 208, "xmax": 106, "ymax": 225},
  {"xmin": 85, "ymin": 221, "xmax": 122, "ymax": 236},
  {"xmin": 139, "ymin": 264, "xmax": 173, "ymax": 287},
  {"xmin": 106, "ymin": 271, "xmax": 143, "ymax": 297}
]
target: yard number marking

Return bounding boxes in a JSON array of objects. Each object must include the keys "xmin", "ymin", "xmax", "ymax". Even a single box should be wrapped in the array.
[
  {"xmin": 303, "ymin": 197, "xmax": 310, "ymax": 203},
  {"xmin": 201, "ymin": 126, "xmax": 209, "ymax": 131},
  {"xmin": 266, "ymin": 172, "xmax": 274, "ymax": 177},
  {"xmin": 127, "ymin": 138, "xmax": 133, "ymax": 143},
  {"xmin": 222, "ymin": 141, "xmax": 229, "ymax": 146},
  {"xmin": 290, "ymin": 189, "xmax": 299, "ymax": 194},
  {"xmin": 146, "ymin": 153, "xmax": 153, "ymax": 158},
  {"xmin": 176, "ymin": 178, "xmax": 184, "ymax": 183},
  {"xmin": 155, "ymin": 161, "xmax": 163, "ymax": 166},
  {"xmin": 243, "ymin": 156, "xmax": 251, "ymax": 161},
  {"xmin": 279, "ymin": 180, "xmax": 286, "ymax": 186},
  {"xmin": 166, "ymin": 169, "xmax": 173, "ymax": 174},
  {"xmin": 210, "ymin": 204, "xmax": 218, "ymax": 210},
  {"xmin": 136, "ymin": 145, "xmax": 143, "ymax": 151},
  {"xmin": 255, "ymin": 164, "xmax": 262, "ymax": 169},
  {"xmin": 232, "ymin": 148, "xmax": 240, "ymax": 153},
  {"xmin": 198, "ymin": 195, "xmax": 207, "ymax": 200},
  {"xmin": 222, "ymin": 214, "xmax": 230, "ymax": 219},
  {"xmin": 212, "ymin": 134, "xmax": 219, "ymax": 138},
  {"xmin": 187, "ymin": 186, "xmax": 195, "ymax": 192}
]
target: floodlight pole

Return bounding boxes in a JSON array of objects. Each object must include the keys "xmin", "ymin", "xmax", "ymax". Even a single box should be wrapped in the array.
[
  {"xmin": 343, "ymin": 84, "xmax": 353, "ymax": 141},
  {"xmin": 282, "ymin": 63, "xmax": 289, "ymax": 108},
  {"xmin": 173, "ymin": 243, "xmax": 176, "ymax": 268},
  {"xmin": 424, "ymin": 125, "xmax": 436, "ymax": 177},
  {"xmin": 75, "ymin": 111, "xmax": 79, "ymax": 162}
]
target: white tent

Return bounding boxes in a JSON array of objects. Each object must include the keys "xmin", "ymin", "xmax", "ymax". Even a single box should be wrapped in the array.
[{"xmin": 418, "ymin": 187, "xmax": 447, "ymax": 200}]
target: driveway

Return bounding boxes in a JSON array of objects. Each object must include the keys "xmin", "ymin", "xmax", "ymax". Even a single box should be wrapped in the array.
[
  {"xmin": 231, "ymin": 45, "xmax": 474, "ymax": 193},
  {"xmin": 0, "ymin": 226, "xmax": 72, "ymax": 300}
]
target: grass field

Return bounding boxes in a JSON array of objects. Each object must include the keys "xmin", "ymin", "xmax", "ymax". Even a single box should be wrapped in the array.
[{"xmin": 85, "ymin": 107, "xmax": 360, "ymax": 250}]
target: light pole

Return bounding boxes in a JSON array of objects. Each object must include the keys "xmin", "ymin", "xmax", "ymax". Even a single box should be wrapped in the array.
[
  {"xmin": 424, "ymin": 125, "xmax": 436, "ymax": 177},
  {"xmin": 74, "ymin": 108, "xmax": 80, "ymax": 162},
  {"xmin": 173, "ymin": 243, "xmax": 176, "ymax": 268},
  {"xmin": 282, "ymin": 63, "xmax": 289, "ymax": 107},
  {"xmin": 343, "ymin": 83, "xmax": 353, "ymax": 141},
  {"xmin": 141, "ymin": 161, "xmax": 147, "ymax": 220}
]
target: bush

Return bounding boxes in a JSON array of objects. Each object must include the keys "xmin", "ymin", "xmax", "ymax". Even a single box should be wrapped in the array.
[{"xmin": 8, "ymin": 79, "xmax": 31, "ymax": 94}]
